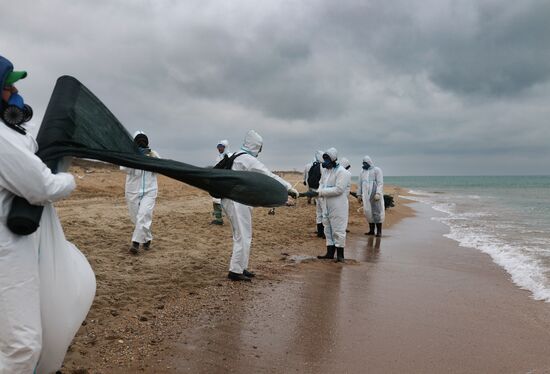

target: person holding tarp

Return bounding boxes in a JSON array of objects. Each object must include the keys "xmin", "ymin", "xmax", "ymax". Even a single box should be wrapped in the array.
[
  {"xmin": 301, "ymin": 148, "xmax": 351, "ymax": 263},
  {"xmin": 357, "ymin": 155, "xmax": 385, "ymax": 237},
  {"xmin": 0, "ymin": 58, "xmax": 83, "ymax": 373},
  {"xmin": 121, "ymin": 131, "xmax": 160, "ymax": 254},
  {"xmin": 211, "ymin": 139, "xmax": 228, "ymax": 225},
  {"xmin": 222, "ymin": 130, "xmax": 299, "ymax": 282}
]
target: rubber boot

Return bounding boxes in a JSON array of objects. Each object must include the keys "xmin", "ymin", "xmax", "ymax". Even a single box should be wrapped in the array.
[
  {"xmin": 335, "ymin": 247, "xmax": 345, "ymax": 263},
  {"xmin": 316, "ymin": 223, "xmax": 325, "ymax": 238},
  {"xmin": 129, "ymin": 241, "xmax": 139, "ymax": 255},
  {"xmin": 317, "ymin": 245, "xmax": 336, "ymax": 259},
  {"xmin": 243, "ymin": 269, "xmax": 256, "ymax": 278},
  {"xmin": 376, "ymin": 223, "xmax": 383, "ymax": 237},
  {"xmin": 227, "ymin": 271, "xmax": 252, "ymax": 282},
  {"xmin": 365, "ymin": 223, "xmax": 375, "ymax": 236},
  {"xmin": 143, "ymin": 240, "xmax": 151, "ymax": 250}
]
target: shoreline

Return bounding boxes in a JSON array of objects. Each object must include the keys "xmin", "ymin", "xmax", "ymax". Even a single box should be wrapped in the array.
[{"xmin": 149, "ymin": 202, "xmax": 550, "ymax": 373}]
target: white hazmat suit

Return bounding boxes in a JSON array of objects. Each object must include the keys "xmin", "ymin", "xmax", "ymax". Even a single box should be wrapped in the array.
[
  {"xmin": 121, "ymin": 131, "xmax": 159, "ymax": 245},
  {"xmin": 0, "ymin": 125, "xmax": 76, "ymax": 373},
  {"xmin": 311, "ymin": 151, "xmax": 324, "ymax": 226},
  {"xmin": 339, "ymin": 157, "xmax": 352, "ymax": 195},
  {"xmin": 222, "ymin": 130, "xmax": 294, "ymax": 278},
  {"xmin": 357, "ymin": 155, "xmax": 385, "ymax": 224},
  {"xmin": 212, "ymin": 140, "xmax": 228, "ymax": 223},
  {"xmin": 317, "ymin": 148, "xmax": 351, "ymax": 261}
]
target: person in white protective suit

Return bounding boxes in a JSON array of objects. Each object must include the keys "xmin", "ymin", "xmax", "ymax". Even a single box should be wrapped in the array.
[
  {"xmin": 303, "ymin": 151, "xmax": 324, "ymax": 236},
  {"xmin": 357, "ymin": 155, "xmax": 385, "ymax": 237},
  {"xmin": 302, "ymin": 151, "xmax": 322, "ymax": 205},
  {"xmin": 339, "ymin": 157, "xmax": 352, "ymax": 235},
  {"xmin": 303, "ymin": 159, "xmax": 312, "ymax": 204},
  {"xmin": 0, "ymin": 122, "xmax": 76, "ymax": 373},
  {"xmin": 339, "ymin": 157, "xmax": 352, "ymax": 185},
  {"xmin": 121, "ymin": 131, "xmax": 160, "ymax": 254},
  {"xmin": 302, "ymin": 148, "xmax": 351, "ymax": 263},
  {"xmin": 211, "ymin": 139, "xmax": 228, "ymax": 225},
  {"xmin": 222, "ymin": 130, "xmax": 299, "ymax": 282}
]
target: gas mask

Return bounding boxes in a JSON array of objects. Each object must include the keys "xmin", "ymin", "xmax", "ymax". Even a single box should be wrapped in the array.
[
  {"xmin": 134, "ymin": 134, "xmax": 150, "ymax": 155},
  {"xmin": 322, "ymin": 154, "xmax": 335, "ymax": 169}
]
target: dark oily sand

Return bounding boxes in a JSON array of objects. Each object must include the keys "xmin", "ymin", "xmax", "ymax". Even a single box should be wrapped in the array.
[{"xmin": 155, "ymin": 203, "xmax": 550, "ymax": 374}]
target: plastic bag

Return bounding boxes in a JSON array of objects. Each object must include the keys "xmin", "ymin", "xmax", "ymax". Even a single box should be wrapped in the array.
[{"xmin": 35, "ymin": 204, "xmax": 96, "ymax": 374}]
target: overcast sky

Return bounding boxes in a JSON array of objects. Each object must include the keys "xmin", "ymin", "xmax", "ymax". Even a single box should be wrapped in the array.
[{"xmin": 2, "ymin": 0, "xmax": 549, "ymax": 175}]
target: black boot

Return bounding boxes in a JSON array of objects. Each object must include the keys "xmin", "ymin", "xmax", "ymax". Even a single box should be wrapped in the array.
[
  {"xmin": 316, "ymin": 223, "xmax": 325, "ymax": 238},
  {"xmin": 376, "ymin": 223, "xmax": 383, "ymax": 237},
  {"xmin": 317, "ymin": 245, "xmax": 335, "ymax": 259},
  {"xmin": 129, "ymin": 241, "xmax": 139, "ymax": 255},
  {"xmin": 365, "ymin": 223, "xmax": 375, "ymax": 236},
  {"xmin": 335, "ymin": 247, "xmax": 345, "ymax": 263},
  {"xmin": 227, "ymin": 272, "xmax": 252, "ymax": 282},
  {"xmin": 243, "ymin": 269, "xmax": 256, "ymax": 278}
]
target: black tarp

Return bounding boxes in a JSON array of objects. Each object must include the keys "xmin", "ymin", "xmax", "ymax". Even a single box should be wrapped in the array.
[{"xmin": 7, "ymin": 76, "xmax": 288, "ymax": 235}]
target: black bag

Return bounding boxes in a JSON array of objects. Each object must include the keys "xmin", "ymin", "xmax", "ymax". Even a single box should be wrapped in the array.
[
  {"xmin": 307, "ymin": 161, "xmax": 321, "ymax": 189},
  {"xmin": 214, "ymin": 152, "xmax": 245, "ymax": 170}
]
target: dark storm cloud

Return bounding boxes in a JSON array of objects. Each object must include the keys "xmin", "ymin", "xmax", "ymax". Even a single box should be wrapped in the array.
[
  {"xmin": 320, "ymin": 0, "xmax": 550, "ymax": 97},
  {"xmin": 1, "ymin": 0, "xmax": 549, "ymax": 175}
]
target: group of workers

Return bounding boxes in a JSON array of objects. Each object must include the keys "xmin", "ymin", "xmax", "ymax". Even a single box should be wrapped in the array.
[
  {"xmin": 0, "ymin": 61, "xmax": 386, "ymax": 372},
  {"xmin": 301, "ymin": 149, "xmax": 385, "ymax": 263},
  {"xmin": 120, "ymin": 129, "xmax": 385, "ymax": 283}
]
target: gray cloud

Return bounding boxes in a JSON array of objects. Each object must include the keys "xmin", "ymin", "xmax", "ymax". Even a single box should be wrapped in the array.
[{"xmin": 1, "ymin": 0, "xmax": 549, "ymax": 175}]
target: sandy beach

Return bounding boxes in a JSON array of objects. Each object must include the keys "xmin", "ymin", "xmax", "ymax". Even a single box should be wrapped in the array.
[{"xmin": 58, "ymin": 162, "xmax": 550, "ymax": 373}]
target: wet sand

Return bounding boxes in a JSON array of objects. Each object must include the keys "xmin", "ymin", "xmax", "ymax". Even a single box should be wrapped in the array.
[
  {"xmin": 58, "ymin": 161, "xmax": 411, "ymax": 372},
  {"xmin": 152, "ymin": 203, "xmax": 550, "ymax": 373}
]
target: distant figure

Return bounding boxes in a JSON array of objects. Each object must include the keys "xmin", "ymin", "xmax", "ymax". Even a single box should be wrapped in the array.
[
  {"xmin": 304, "ymin": 150, "xmax": 325, "ymax": 237},
  {"xmin": 211, "ymin": 139, "xmax": 229, "ymax": 225},
  {"xmin": 121, "ymin": 131, "xmax": 160, "ymax": 254},
  {"xmin": 303, "ymin": 152, "xmax": 322, "ymax": 204},
  {"xmin": 340, "ymin": 157, "xmax": 352, "ymax": 234},
  {"xmin": 357, "ymin": 155, "xmax": 384, "ymax": 237},
  {"xmin": 339, "ymin": 157, "xmax": 352, "ymax": 192},
  {"xmin": 303, "ymin": 159, "xmax": 312, "ymax": 203},
  {"xmin": 222, "ymin": 130, "xmax": 299, "ymax": 281}
]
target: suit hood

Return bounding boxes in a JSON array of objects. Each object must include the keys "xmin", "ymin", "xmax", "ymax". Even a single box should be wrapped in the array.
[{"xmin": 241, "ymin": 130, "xmax": 263, "ymax": 157}]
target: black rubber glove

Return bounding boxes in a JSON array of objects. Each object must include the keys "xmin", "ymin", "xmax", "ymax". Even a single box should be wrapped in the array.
[{"xmin": 299, "ymin": 190, "xmax": 319, "ymax": 198}]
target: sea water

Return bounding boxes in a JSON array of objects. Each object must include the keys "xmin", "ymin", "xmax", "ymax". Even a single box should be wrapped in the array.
[{"xmin": 384, "ymin": 176, "xmax": 550, "ymax": 302}]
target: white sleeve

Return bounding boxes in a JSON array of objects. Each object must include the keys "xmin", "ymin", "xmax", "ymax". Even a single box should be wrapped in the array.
[
  {"xmin": 375, "ymin": 168, "xmax": 384, "ymax": 194},
  {"xmin": 0, "ymin": 138, "xmax": 75, "ymax": 205},
  {"xmin": 318, "ymin": 170, "xmax": 351, "ymax": 198},
  {"xmin": 248, "ymin": 158, "xmax": 292, "ymax": 191}
]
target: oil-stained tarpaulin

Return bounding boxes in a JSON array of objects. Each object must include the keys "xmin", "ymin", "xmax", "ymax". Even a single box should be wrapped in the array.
[{"xmin": 7, "ymin": 76, "xmax": 287, "ymax": 235}]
